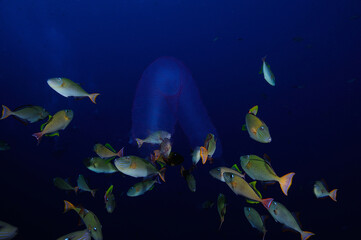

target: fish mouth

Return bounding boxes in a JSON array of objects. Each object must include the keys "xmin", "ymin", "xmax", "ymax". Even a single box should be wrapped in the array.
[{"xmin": 83, "ymin": 158, "xmax": 92, "ymax": 167}]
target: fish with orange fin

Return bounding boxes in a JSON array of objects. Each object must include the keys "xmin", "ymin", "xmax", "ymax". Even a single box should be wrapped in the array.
[
  {"xmin": 217, "ymin": 193, "xmax": 226, "ymax": 230},
  {"xmin": 47, "ymin": 78, "xmax": 100, "ymax": 104},
  {"xmin": 240, "ymin": 154, "xmax": 295, "ymax": 196},
  {"xmin": 135, "ymin": 130, "xmax": 171, "ymax": 148},
  {"xmin": 268, "ymin": 200, "xmax": 315, "ymax": 240},
  {"xmin": 63, "ymin": 200, "xmax": 102, "ymax": 240},
  {"xmin": 244, "ymin": 105, "xmax": 271, "ymax": 143},
  {"xmin": 94, "ymin": 143, "xmax": 124, "ymax": 159},
  {"xmin": 0, "ymin": 105, "xmax": 48, "ymax": 124},
  {"xmin": 204, "ymin": 133, "xmax": 217, "ymax": 161},
  {"xmin": 313, "ymin": 180, "xmax": 338, "ymax": 202},
  {"xmin": 77, "ymin": 174, "xmax": 97, "ymax": 197},
  {"xmin": 244, "ymin": 207, "xmax": 267, "ymax": 240},
  {"xmin": 180, "ymin": 166, "xmax": 196, "ymax": 192},
  {"xmin": 223, "ymin": 172, "xmax": 273, "ymax": 210}
]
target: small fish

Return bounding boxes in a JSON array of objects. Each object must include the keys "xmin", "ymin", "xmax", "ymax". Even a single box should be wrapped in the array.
[
  {"xmin": 94, "ymin": 143, "xmax": 124, "ymax": 159},
  {"xmin": 32, "ymin": 109, "xmax": 73, "ymax": 144},
  {"xmin": 240, "ymin": 154, "xmax": 295, "ymax": 196},
  {"xmin": 104, "ymin": 185, "xmax": 116, "ymax": 213},
  {"xmin": 135, "ymin": 130, "xmax": 171, "ymax": 148},
  {"xmin": 268, "ymin": 200, "xmax": 315, "ymax": 240},
  {"xmin": 63, "ymin": 200, "xmax": 103, "ymax": 240},
  {"xmin": 201, "ymin": 200, "xmax": 215, "ymax": 209},
  {"xmin": 127, "ymin": 178, "xmax": 158, "ymax": 197},
  {"xmin": 114, "ymin": 155, "xmax": 166, "ymax": 182},
  {"xmin": 209, "ymin": 165, "xmax": 245, "ymax": 182},
  {"xmin": 244, "ymin": 207, "xmax": 267, "ymax": 240},
  {"xmin": 54, "ymin": 177, "xmax": 79, "ymax": 193},
  {"xmin": 259, "ymin": 56, "xmax": 275, "ymax": 86},
  {"xmin": 83, "ymin": 157, "xmax": 118, "ymax": 174},
  {"xmin": 204, "ymin": 133, "xmax": 217, "ymax": 159},
  {"xmin": 217, "ymin": 193, "xmax": 226, "ymax": 230},
  {"xmin": 192, "ymin": 146, "xmax": 201, "ymax": 165},
  {"xmin": 47, "ymin": 78, "xmax": 100, "ymax": 104},
  {"xmin": 77, "ymin": 174, "xmax": 97, "ymax": 197},
  {"xmin": 1, "ymin": 105, "xmax": 49, "ymax": 123},
  {"xmin": 0, "ymin": 141, "xmax": 10, "ymax": 151},
  {"xmin": 313, "ymin": 180, "xmax": 338, "ymax": 202},
  {"xmin": 180, "ymin": 166, "xmax": 196, "ymax": 192},
  {"xmin": 159, "ymin": 138, "xmax": 172, "ymax": 159},
  {"xmin": 0, "ymin": 220, "xmax": 18, "ymax": 240},
  {"xmin": 245, "ymin": 106, "xmax": 271, "ymax": 143},
  {"xmin": 56, "ymin": 229, "xmax": 91, "ymax": 240},
  {"xmin": 223, "ymin": 172, "xmax": 273, "ymax": 210}
]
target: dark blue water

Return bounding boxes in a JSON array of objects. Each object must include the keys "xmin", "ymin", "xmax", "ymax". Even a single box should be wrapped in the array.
[{"xmin": 0, "ymin": 0, "xmax": 360, "ymax": 239}]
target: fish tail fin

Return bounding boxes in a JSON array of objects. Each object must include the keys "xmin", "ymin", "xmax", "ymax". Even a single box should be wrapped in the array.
[
  {"xmin": 32, "ymin": 132, "xmax": 44, "ymax": 145},
  {"xmin": 200, "ymin": 146, "xmax": 208, "ymax": 164},
  {"xmin": 91, "ymin": 189, "xmax": 97, "ymax": 198},
  {"xmin": 262, "ymin": 230, "xmax": 267, "ymax": 240},
  {"xmin": 279, "ymin": 172, "xmax": 295, "ymax": 196},
  {"xmin": 158, "ymin": 167, "xmax": 166, "ymax": 182},
  {"xmin": 74, "ymin": 186, "xmax": 79, "ymax": 194},
  {"xmin": 301, "ymin": 231, "xmax": 315, "ymax": 240},
  {"xmin": 261, "ymin": 198, "xmax": 274, "ymax": 210},
  {"xmin": 218, "ymin": 218, "xmax": 224, "ymax": 231},
  {"xmin": 329, "ymin": 189, "xmax": 338, "ymax": 202},
  {"xmin": 116, "ymin": 147, "xmax": 124, "ymax": 157},
  {"xmin": 135, "ymin": 138, "xmax": 143, "ymax": 148},
  {"xmin": 88, "ymin": 93, "xmax": 100, "ymax": 104},
  {"xmin": 64, "ymin": 200, "xmax": 75, "ymax": 213},
  {"xmin": 1, "ymin": 105, "xmax": 12, "ymax": 120}
]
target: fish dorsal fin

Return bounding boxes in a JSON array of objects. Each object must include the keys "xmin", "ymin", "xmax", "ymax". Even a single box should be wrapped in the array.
[
  {"xmin": 13, "ymin": 105, "xmax": 35, "ymax": 111},
  {"xmin": 246, "ymin": 199, "xmax": 260, "ymax": 204},
  {"xmin": 241, "ymin": 124, "xmax": 247, "ymax": 131},
  {"xmin": 249, "ymin": 181, "xmax": 263, "ymax": 199},
  {"xmin": 231, "ymin": 164, "xmax": 242, "ymax": 174},
  {"xmin": 45, "ymin": 132, "xmax": 59, "ymax": 137},
  {"xmin": 106, "ymin": 185, "xmax": 114, "ymax": 197},
  {"xmin": 40, "ymin": 115, "xmax": 52, "ymax": 131},
  {"xmin": 156, "ymin": 161, "xmax": 166, "ymax": 168},
  {"xmin": 249, "ymin": 105, "xmax": 258, "ymax": 115},
  {"xmin": 105, "ymin": 143, "xmax": 116, "ymax": 153},
  {"xmin": 105, "ymin": 157, "xmax": 116, "ymax": 164}
]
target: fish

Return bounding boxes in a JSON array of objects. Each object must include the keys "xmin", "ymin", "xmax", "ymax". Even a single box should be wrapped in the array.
[
  {"xmin": 47, "ymin": 78, "xmax": 100, "ymax": 104},
  {"xmin": 209, "ymin": 164, "xmax": 245, "ymax": 182},
  {"xmin": 127, "ymin": 178, "xmax": 158, "ymax": 197},
  {"xmin": 63, "ymin": 200, "xmax": 103, "ymax": 240},
  {"xmin": 159, "ymin": 138, "xmax": 172, "ymax": 158},
  {"xmin": 104, "ymin": 185, "xmax": 116, "ymax": 213},
  {"xmin": 223, "ymin": 172, "xmax": 273, "ymax": 210},
  {"xmin": 135, "ymin": 130, "xmax": 171, "ymax": 148},
  {"xmin": 192, "ymin": 147, "xmax": 201, "ymax": 165},
  {"xmin": 180, "ymin": 166, "xmax": 196, "ymax": 192},
  {"xmin": 217, "ymin": 193, "xmax": 226, "ymax": 230},
  {"xmin": 83, "ymin": 157, "xmax": 118, "ymax": 174},
  {"xmin": 77, "ymin": 174, "xmax": 97, "ymax": 197},
  {"xmin": 114, "ymin": 155, "xmax": 166, "ymax": 182},
  {"xmin": 93, "ymin": 143, "xmax": 124, "ymax": 159},
  {"xmin": 244, "ymin": 207, "xmax": 267, "ymax": 240},
  {"xmin": 0, "ymin": 220, "xmax": 18, "ymax": 240},
  {"xmin": 56, "ymin": 229, "xmax": 91, "ymax": 240},
  {"xmin": 53, "ymin": 177, "xmax": 79, "ymax": 193},
  {"xmin": 313, "ymin": 180, "xmax": 338, "ymax": 202},
  {"xmin": 240, "ymin": 154, "xmax": 295, "ymax": 196},
  {"xmin": 245, "ymin": 105, "xmax": 271, "ymax": 143},
  {"xmin": 201, "ymin": 200, "xmax": 215, "ymax": 209},
  {"xmin": 1, "ymin": 105, "xmax": 49, "ymax": 123},
  {"xmin": 259, "ymin": 56, "xmax": 275, "ymax": 86},
  {"xmin": 204, "ymin": 133, "xmax": 217, "ymax": 159},
  {"xmin": 0, "ymin": 141, "xmax": 10, "ymax": 151},
  {"xmin": 32, "ymin": 109, "xmax": 73, "ymax": 144},
  {"xmin": 268, "ymin": 200, "xmax": 315, "ymax": 240}
]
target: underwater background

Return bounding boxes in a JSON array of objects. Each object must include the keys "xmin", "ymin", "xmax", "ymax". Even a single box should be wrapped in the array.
[{"xmin": 0, "ymin": 0, "xmax": 360, "ymax": 239}]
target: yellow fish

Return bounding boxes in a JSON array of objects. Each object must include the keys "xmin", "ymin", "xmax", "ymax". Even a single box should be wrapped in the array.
[
  {"xmin": 47, "ymin": 78, "xmax": 100, "ymax": 104},
  {"xmin": 217, "ymin": 193, "xmax": 226, "ymax": 230},
  {"xmin": 93, "ymin": 143, "xmax": 124, "ymax": 159},
  {"xmin": 245, "ymin": 105, "xmax": 271, "ymax": 143},
  {"xmin": 313, "ymin": 180, "xmax": 338, "ymax": 202}
]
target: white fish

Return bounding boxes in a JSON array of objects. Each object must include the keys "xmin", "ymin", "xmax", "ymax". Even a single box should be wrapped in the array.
[
  {"xmin": 313, "ymin": 180, "xmax": 338, "ymax": 202},
  {"xmin": 261, "ymin": 57, "xmax": 275, "ymax": 86}
]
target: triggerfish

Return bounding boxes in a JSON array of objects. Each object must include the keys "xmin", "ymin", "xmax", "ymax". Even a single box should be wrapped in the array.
[
  {"xmin": 56, "ymin": 229, "xmax": 91, "ymax": 240},
  {"xmin": 93, "ymin": 143, "xmax": 124, "ymax": 159},
  {"xmin": 47, "ymin": 78, "xmax": 100, "ymax": 104},
  {"xmin": 245, "ymin": 106, "xmax": 271, "ymax": 143},
  {"xmin": 209, "ymin": 164, "xmax": 245, "ymax": 182},
  {"xmin": 204, "ymin": 133, "xmax": 217, "ymax": 160},
  {"xmin": 77, "ymin": 174, "xmax": 97, "ymax": 197},
  {"xmin": 313, "ymin": 180, "xmax": 338, "ymax": 202},
  {"xmin": 260, "ymin": 56, "xmax": 275, "ymax": 86},
  {"xmin": 217, "ymin": 193, "xmax": 226, "ymax": 230},
  {"xmin": 127, "ymin": 178, "xmax": 159, "ymax": 197},
  {"xmin": 114, "ymin": 156, "xmax": 166, "ymax": 182},
  {"xmin": 104, "ymin": 185, "xmax": 116, "ymax": 213},
  {"xmin": 180, "ymin": 166, "xmax": 196, "ymax": 192},
  {"xmin": 53, "ymin": 177, "xmax": 79, "ymax": 193},
  {"xmin": 0, "ymin": 220, "xmax": 18, "ymax": 240},
  {"xmin": 83, "ymin": 157, "xmax": 118, "ymax": 174},
  {"xmin": 32, "ymin": 109, "xmax": 73, "ymax": 144},
  {"xmin": 63, "ymin": 200, "xmax": 103, "ymax": 240},
  {"xmin": 240, "ymin": 154, "xmax": 295, "ymax": 196},
  {"xmin": 244, "ymin": 207, "xmax": 267, "ymax": 240},
  {"xmin": 223, "ymin": 172, "xmax": 273, "ymax": 210},
  {"xmin": 135, "ymin": 130, "xmax": 171, "ymax": 148},
  {"xmin": 268, "ymin": 201, "xmax": 315, "ymax": 240},
  {"xmin": 1, "ymin": 105, "xmax": 48, "ymax": 124}
]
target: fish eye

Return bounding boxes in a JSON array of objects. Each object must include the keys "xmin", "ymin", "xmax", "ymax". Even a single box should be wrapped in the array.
[
  {"xmin": 217, "ymin": 168, "xmax": 220, "ymax": 171},
  {"xmin": 260, "ymin": 126, "xmax": 265, "ymax": 130},
  {"xmin": 93, "ymin": 227, "xmax": 97, "ymax": 231}
]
